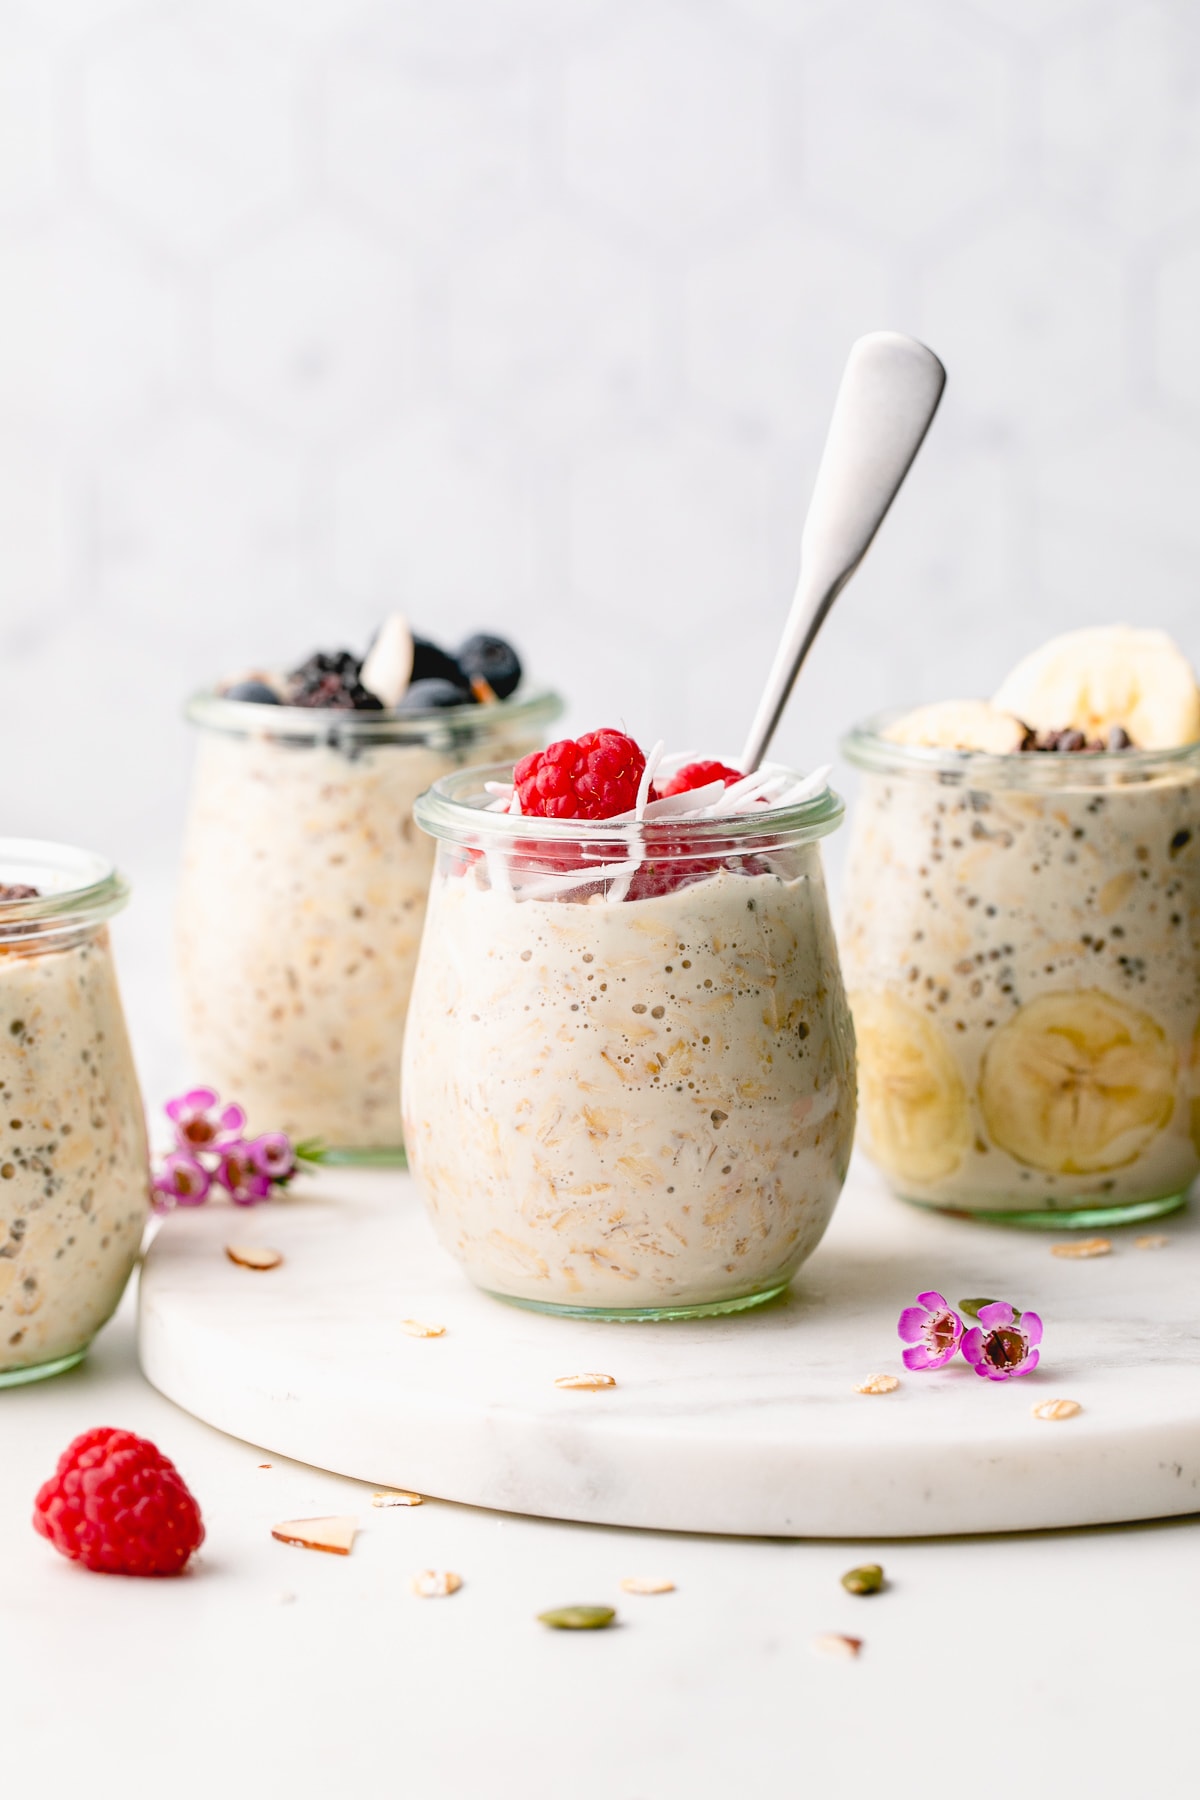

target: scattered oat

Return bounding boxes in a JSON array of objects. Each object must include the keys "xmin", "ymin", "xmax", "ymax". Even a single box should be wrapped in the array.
[
  {"xmin": 271, "ymin": 1516, "xmax": 357, "ymax": 1556},
  {"xmin": 226, "ymin": 1243, "xmax": 283, "ymax": 1271},
  {"xmin": 412, "ymin": 1569, "xmax": 462, "ymax": 1598},
  {"xmin": 372, "ymin": 1490, "xmax": 423, "ymax": 1508},
  {"xmin": 812, "ymin": 1633, "xmax": 863, "ymax": 1660},
  {"xmin": 854, "ymin": 1373, "xmax": 900, "ymax": 1395},
  {"xmin": 273, "ymin": 1591, "xmax": 296, "ymax": 1605},
  {"xmin": 555, "ymin": 1372, "xmax": 617, "ymax": 1391},
  {"xmin": 620, "ymin": 1576, "xmax": 674, "ymax": 1595},
  {"xmin": 1051, "ymin": 1237, "xmax": 1111, "ymax": 1259},
  {"xmin": 1032, "ymin": 1398, "xmax": 1082, "ymax": 1421},
  {"xmin": 538, "ymin": 1605, "xmax": 616, "ymax": 1630},
  {"xmin": 1135, "ymin": 1234, "xmax": 1169, "ymax": 1250},
  {"xmin": 402, "ymin": 1319, "xmax": 446, "ymax": 1338},
  {"xmin": 257, "ymin": 1463, "xmax": 272, "ymax": 1470}
]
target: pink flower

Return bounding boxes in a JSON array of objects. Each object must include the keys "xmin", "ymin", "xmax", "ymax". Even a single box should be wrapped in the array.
[
  {"xmin": 897, "ymin": 1290, "xmax": 964, "ymax": 1371},
  {"xmin": 152, "ymin": 1151, "xmax": 212, "ymax": 1212},
  {"xmin": 251, "ymin": 1132, "xmax": 295, "ymax": 1182},
  {"xmin": 215, "ymin": 1141, "xmax": 272, "ymax": 1206},
  {"xmin": 165, "ymin": 1087, "xmax": 245, "ymax": 1153},
  {"xmin": 961, "ymin": 1302, "xmax": 1043, "ymax": 1381}
]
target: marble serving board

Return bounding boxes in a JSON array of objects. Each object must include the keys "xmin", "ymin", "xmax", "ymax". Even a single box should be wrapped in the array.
[{"xmin": 137, "ymin": 1161, "xmax": 1200, "ymax": 1538}]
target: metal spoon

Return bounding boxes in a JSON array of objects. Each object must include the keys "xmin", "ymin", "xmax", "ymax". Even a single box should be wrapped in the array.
[{"xmin": 739, "ymin": 331, "xmax": 946, "ymax": 773}]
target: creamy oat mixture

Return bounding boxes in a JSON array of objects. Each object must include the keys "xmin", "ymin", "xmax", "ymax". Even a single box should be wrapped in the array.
[
  {"xmin": 402, "ymin": 858, "xmax": 856, "ymax": 1311},
  {"xmin": 0, "ymin": 929, "xmax": 149, "ymax": 1376}
]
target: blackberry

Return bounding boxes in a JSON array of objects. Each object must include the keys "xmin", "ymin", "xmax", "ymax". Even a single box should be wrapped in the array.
[
  {"xmin": 457, "ymin": 633, "xmax": 522, "ymax": 700},
  {"xmin": 286, "ymin": 649, "xmax": 383, "ymax": 711}
]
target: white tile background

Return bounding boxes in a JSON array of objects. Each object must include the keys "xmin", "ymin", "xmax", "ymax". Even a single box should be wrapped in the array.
[{"xmin": 1, "ymin": 0, "xmax": 1199, "ymax": 1089}]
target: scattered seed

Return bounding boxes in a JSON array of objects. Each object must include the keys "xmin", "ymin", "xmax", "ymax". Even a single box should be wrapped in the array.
[
  {"xmin": 1032, "ymin": 1398, "xmax": 1082, "ymax": 1421},
  {"xmin": 402, "ymin": 1319, "xmax": 446, "ymax": 1338},
  {"xmin": 538, "ymin": 1605, "xmax": 616, "ymax": 1630},
  {"xmin": 812, "ymin": 1633, "xmax": 862, "ymax": 1660},
  {"xmin": 555, "ymin": 1372, "xmax": 617, "ymax": 1391},
  {"xmin": 854, "ymin": 1373, "xmax": 899, "ymax": 1395},
  {"xmin": 257, "ymin": 1463, "xmax": 272, "ymax": 1470},
  {"xmin": 1051, "ymin": 1238, "xmax": 1111, "ymax": 1259},
  {"xmin": 226, "ymin": 1243, "xmax": 283, "ymax": 1271},
  {"xmin": 1135, "ymin": 1234, "xmax": 1169, "ymax": 1250},
  {"xmin": 412, "ymin": 1569, "xmax": 462, "ymax": 1598},
  {"xmin": 841, "ymin": 1563, "xmax": 885, "ymax": 1596},
  {"xmin": 372, "ymin": 1490, "xmax": 423, "ymax": 1508},
  {"xmin": 620, "ymin": 1576, "xmax": 674, "ymax": 1595},
  {"xmin": 271, "ymin": 1516, "xmax": 357, "ymax": 1556}
]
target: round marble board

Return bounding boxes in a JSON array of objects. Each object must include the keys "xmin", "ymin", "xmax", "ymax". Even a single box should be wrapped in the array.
[{"xmin": 137, "ymin": 1160, "xmax": 1200, "ymax": 1539}]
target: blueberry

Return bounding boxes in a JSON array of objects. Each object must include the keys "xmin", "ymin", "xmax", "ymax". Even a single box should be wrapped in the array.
[
  {"xmin": 410, "ymin": 637, "xmax": 469, "ymax": 690},
  {"xmin": 398, "ymin": 678, "xmax": 476, "ymax": 712},
  {"xmin": 225, "ymin": 680, "xmax": 281, "ymax": 704},
  {"xmin": 457, "ymin": 633, "xmax": 522, "ymax": 700}
]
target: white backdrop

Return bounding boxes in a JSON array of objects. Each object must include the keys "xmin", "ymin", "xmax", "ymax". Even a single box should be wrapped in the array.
[{"xmin": 2, "ymin": 0, "xmax": 1198, "ymax": 1091}]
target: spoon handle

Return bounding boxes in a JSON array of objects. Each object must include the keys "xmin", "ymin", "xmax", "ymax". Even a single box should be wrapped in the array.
[{"xmin": 739, "ymin": 331, "xmax": 946, "ymax": 773}]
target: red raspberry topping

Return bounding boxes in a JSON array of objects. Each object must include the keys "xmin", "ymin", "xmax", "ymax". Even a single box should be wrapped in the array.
[
  {"xmin": 514, "ymin": 729, "xmax": 646, "ymax": 820},
  {"xmin": 654, "ymin": 760, "xmax": 743, "ymax": 799},
  {"xmin": 33, "ymin": 1427, "xmax": 205, "ymax": 1576}
]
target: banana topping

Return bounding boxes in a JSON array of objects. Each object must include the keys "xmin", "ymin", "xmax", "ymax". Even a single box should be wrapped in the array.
[
  {"xmin": 884, "ymin": 699, "xmax": 1026, "ymax": 754},
  {"xmin": 993, "ymin": 625, "xmax": 1200, "ymax": 751}
]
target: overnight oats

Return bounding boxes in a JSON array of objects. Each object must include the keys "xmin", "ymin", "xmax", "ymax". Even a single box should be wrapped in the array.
[
  {"xmin": 176, "ymin": 618, "xmax": 561, "ymax": 1160},
  {"xmin": 402, "ymin": 730, "xmax": 856, "ymax": 1318},
  {"xmin": 842, "ymin": 625, "xmax": 1200, "ymax": 1226},
  {"xmin": 0, "ymin": 842, "xmax": 150, "ymax": 1385}
]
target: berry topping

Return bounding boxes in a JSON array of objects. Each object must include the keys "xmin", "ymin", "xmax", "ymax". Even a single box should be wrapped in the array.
[
  {"xmin": 399, "ymin": 678, "xmax": 476, "ymax": 712},
  {"xmin": 654, "ymin": 760, "xmax": 743, "ymax": 799},
  {"xmin": 0, "ymin": 883, "xmax": 39, "ymax": 901},
  {"xmin": 33, "ymin": 1427, "xmax": 204, "ymax": 1576},
  {"xmin": 286, "ymin": 650, "xmax": 383, "ymax": 712},
  {"xmin": 457, "ymin": 633, "xmax": 522, "ymax": 701},
  {"xmin": 224, "ymin": 680, "xmax": 280, "ymax": 705},
  {"xmin": 515, "ymin": 730, "xmax": 646, "ymax": 820},
  {"xmin": 410, "ymin": 637, "xmax": 470, "ymax": 693}
]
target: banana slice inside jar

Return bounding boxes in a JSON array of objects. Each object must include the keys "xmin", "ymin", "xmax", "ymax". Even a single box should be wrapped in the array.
[
  {"xmin": 851, "ymin": 990, "xmax": 971, "ymax": 1184},
  {"xmin": 980, "ymin": 988, "xmax": 1176, "ymax": 1175}
]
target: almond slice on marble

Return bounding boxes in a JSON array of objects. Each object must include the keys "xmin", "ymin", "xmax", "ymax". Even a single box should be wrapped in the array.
[
  {"xmin": 554, "ymin": 1372, "xmax": 617, "ymax": 1391},
  {"xmin": 271, "ymin": 1516, "xmax": 357, "ymax": 1556},
  {"xmin": 401, "ymin": 1319, "xmax": 446, "ymax": 1338},
  {"xmin": 412, "ymin": 1569, "xmax": 462, "ymax": 1598},
  {"xmin": 372, "ymin": 1490, "xmax": 423, "ymax": 1508},
  {"xmin": 812, "ymin": 1633, "xmax": 863, "ymax": 1660},
  {"xmin": 226, "ymin": 1243, "xmax": 283, "ymax": 1271}
]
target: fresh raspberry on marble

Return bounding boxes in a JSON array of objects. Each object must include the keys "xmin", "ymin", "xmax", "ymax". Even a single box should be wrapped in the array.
[
  {"xmin": 653, "ymin": 760, "xmax": 743, "ymax": 799},
  {"xmin": 514, "ymin": 730, "xmax": 646, "ymax": 821},
  {"xmin": 33, "ymin": 1427, "xmax": 205, "ymax": 1576}
]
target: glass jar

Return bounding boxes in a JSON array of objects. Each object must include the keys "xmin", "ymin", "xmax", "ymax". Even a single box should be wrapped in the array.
[
  {"xmin": 401, "ymin": 766, "xmax": 855, "ymax": 1319},
  {"xmin": 841, "ymin": 715, "xmax": 1200, "ymax": 1227},
  {"xmin": 176, "ymin": 690, "xmax": 562, "ymax": 1164},
  {"xmin": 0, "ymin": 841, "xmax": 149, "ymax": 1386}
]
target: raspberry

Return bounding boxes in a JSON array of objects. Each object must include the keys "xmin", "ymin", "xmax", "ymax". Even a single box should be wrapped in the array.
[
  {"xmin": 653, "ymin": 760, "xmax": 743, "ymax": 800},
  {"xmin": 33, "ymin": 1427, "xmax": 204, "ymax": 1576},
  {"xmin": 514, "ymin": 730, "xmax": 645, "ymax": 821}
]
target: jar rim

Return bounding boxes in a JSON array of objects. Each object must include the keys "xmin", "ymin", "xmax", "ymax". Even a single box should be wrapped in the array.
[
  {"xmin": 413, "ymin": 761, "xmax": 845, "ymax": 845},
  {"xmin": 842, "ymin": 709, "xmax": 1200, "ymax": 787},
  {"xmin": 186, "ymin": 684, "xmax": 564, "ymax": 747},
  {"xmin": 0, "ymin": 838, "xmax": 128, "ymax": 941}
]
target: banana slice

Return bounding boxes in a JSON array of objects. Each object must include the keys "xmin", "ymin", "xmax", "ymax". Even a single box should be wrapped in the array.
[
  {"xmin": 884, "ymin": 700, "xmax": 1026, "ymax": 754},
  {"xmin": 980, "ymin": 989, "xmax": 1176, "ymax": 1175},
  {"xmin": 993, "ymin": 626, "xmax": 1200, "ymax": 750},
  {"xmin": 851, "ymin": 990, "xmax": 971, "ymax": 1184}
]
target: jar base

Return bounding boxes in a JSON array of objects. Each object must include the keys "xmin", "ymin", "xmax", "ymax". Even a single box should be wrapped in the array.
[
  {"xmin": 901, "ymin": 1188, "xmax": 1189, "ymax": 1232},
  {"xmin": 480, "ymin": 1280, "xmax": 791, "ymax": 1322},
  {"xmin": 0, "ymin": 1346, "xmax": 88, "ymax": 1388},
  {"xmin": 320, "ymin": 1144, "xmax": 408, "ymax": 1169}
]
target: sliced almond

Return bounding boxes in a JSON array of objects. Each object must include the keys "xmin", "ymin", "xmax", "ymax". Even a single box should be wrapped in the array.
[
  {"xmin": 854, "ymin": 1373, "xmax": 900, "ymax": 1395},
  {"xmin": 271, "ymin": 1516, "xmax": 357, "ymax": 1556},
  {"xmin": 372, "ymin": 1490, "xmax": 423, "ymax": 1508},
  {"xmin": 620, "ymin": 1576, "xmax": 675, "ymax": 1595},
  {"xmin": 1135, "ymin": 1234, "xmax": 1169, "ymax": 1250},
  {"xmin": 226, "ymin": 1243, "xmax": 283, "ymax": 1271},
  {"xmin": 1051, "ymin": 1237, "xmax": 1111, "ymax": 1259},
  {"xmin": 402, "ymin": 1319, "xmax": 446, "ymax": 1338},
  {"xmin": 812, "ymin": 1633, "xmax": 863, "ymax": 1660},
  {"xmin": 1032, "ymin": 1398, "xmax": 1082, "ymax": 1421},
  {"xmin": 412, "ymin": 1569, "xmax": 462, "ymax": 1598},
  {"xmin": 555, "ymin": 1372, "xmax": 617, "ymax": 1391}
]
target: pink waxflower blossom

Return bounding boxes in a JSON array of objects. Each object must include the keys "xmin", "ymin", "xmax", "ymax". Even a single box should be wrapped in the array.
[
  {"xmin": 251, "ymin": 1132, "xmax": 295, "ymax": 1182},
  {"xmin": 152, "ymin": 1151, "xmax": 212, "ymax": 1212},
  {"xmin": 961, "ymin": 1302, "xmax": 1043, "ymax": 1381},
  {"xmin": 897, "ymin": 1290, "xmax": 965, "ymax": 1371},
  {"xmin": 215, "ymin": 1141, "xmax": 273, "ymax": 1206},
  {"xmin": 165, "ymin": 1087, "xmax": 246, "ymax": 1153}
]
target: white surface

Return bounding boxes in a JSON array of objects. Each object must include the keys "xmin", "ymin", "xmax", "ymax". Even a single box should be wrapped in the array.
[{"xmin": 139, "ymin": 1160, "xmax": 1200, "ymax": 1539}]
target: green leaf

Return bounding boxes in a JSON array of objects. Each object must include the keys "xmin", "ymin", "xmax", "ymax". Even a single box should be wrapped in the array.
[{"xmin": 958, "ymin": 1297, "xmax": 1021, "ymax": 1322}]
